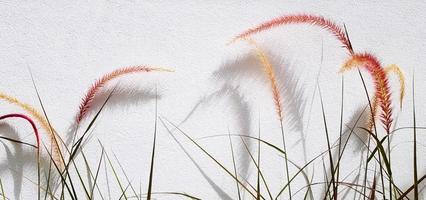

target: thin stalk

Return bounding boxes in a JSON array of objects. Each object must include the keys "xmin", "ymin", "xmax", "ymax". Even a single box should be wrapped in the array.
[
  {"xmin": 336, "ymin": 75, "xmax": 345, "ymax": 199},
  {"xmin": 89, "ymin": 148, "xmax": 105, "ymax": 199},
  {"xmin": 147, "ymin": 87, "xmax": 158, "ymax": 200},
  {"xmin": 227, "ymin": 129, "xmax": 241, "ymax": 200},
  {"xmin": 239, "ymin": 137, "xmax": 273, "ymax": 200},
  {"xmin": 363, "ymin": 137, "xmax": 371, "ymax": 200},
  {"xmin": 257, "ymin": 119, "xmax": 261, "ymax": 200},
  {"xmin": 0, "ymin": 179, "xmax": 5, "ymax": 200},
  {"xmin": 104, "ymin": 150, "xmax": 127, "ymax": 200},
  {"xmin": 412, "ymin": 72, "xmax": 418, "ymax": 199},
  {"xmin": 318, "ymin": 85, "xmax": 336, "ymax": 200},
  {"xmin": 388, "ymin": 137, "xmax": 392, "ymax": 199},
  {"xmin": 44, "ymin": 156, "xmax": 53, "ymax": 200},
  {"xmin": 279, "ymin": 120, "xmax": 292, "ymax": 200}
]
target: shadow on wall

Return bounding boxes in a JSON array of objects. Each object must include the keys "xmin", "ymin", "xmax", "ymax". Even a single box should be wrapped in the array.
[
  {"xmin": 172, "ymin": 46, "xmax": 309, "ymax": 198},
  {"xmin": 0, "ymin": 123, "xmax": 38, "ymax": 200},
  {"xmin": 213, "ymin": 47, "xmax": 308, "ymax": 163},
  {"xmin": 66, "ymin": 85, "xmax": 160, "ymax": 148},
  {"xmin": 174, "ymin": 82, "xmax": 252, "ymax": 199},
  {"xmin": 161, "ymin": 119, "xmax": 233, "ymax": 200}
]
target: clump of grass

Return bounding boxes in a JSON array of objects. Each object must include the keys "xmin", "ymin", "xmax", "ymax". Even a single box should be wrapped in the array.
[
  {"xmin": 230, "ymin": 13, "xmax": 399, "ymax": 134},
  {"xmin": 230, "ymin": 13, "xmax": 409, "ymax": 199},
  {"xmin": 0, "ymin": 12, "xmax": 421, "ymax": 200},
  {"xmin": 231, "ymin": 14, "xmax": 403, "ymax": 133}
]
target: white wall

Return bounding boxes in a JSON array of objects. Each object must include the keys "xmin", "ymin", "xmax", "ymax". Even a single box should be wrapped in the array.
[{"xmin": 0, "ymin": 1, "xmax": 425, "ymax": 199}]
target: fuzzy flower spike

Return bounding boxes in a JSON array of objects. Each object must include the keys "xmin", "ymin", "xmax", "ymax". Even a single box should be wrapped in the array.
[
  {"xmin": 243, "ymin": 38, "xmax": 283, "ymax": 121},
  {"xmin": 340, "ymin": 53, "xmax": 393, "ymax": 133},
  {"xmin": 384, "ymin": 64, "xmax": 405, "ymax": 109},
  {"xmin": 230, "ymin": 14, "xmax": 354, "ymax": 54},
  {"xmin": 0, "ymin": 113, "xmax": 40, "ymax": 148},
  {"xmin": 76, "ymin": 66, "xmax": 172, "ymax": 124},
  {"xmin": 365, "ymin": 64, "xmax": 405, "ymax": 132}
]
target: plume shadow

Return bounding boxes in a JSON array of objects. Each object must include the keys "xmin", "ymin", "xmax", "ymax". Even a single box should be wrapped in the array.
[
  {"xmin": 214, "ymin": 48, "xmax": 308, "ymax": 175},
  {"xmin": 175, "ymin": 48, "xmax": 308, "ymax": 186},
  {"xmin": 175, "ymin": 83, "xmax": 253, "ymax": 183},
  {"xmin": 214, "ymin": 48, "xmax": 307, "ymax": 134},
  {"xmin": 66, "ymin": 84, "xmax": 159, "ymax": 147},
  {"xmin": 0, "ymin": 123, "xmax": 25, "ymax": 199},
  {"xmin": 0, "ymin": 123, "xmax": 43, "ymax": 200},
  {"xmin": 331, "ymin": 105, "xmax": 370, "ymax": 165}
]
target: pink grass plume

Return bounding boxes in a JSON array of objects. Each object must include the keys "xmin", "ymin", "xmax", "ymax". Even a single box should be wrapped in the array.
[{"xmin": 75, "ymin": 66, "xmax": 172, "ymax": 124}]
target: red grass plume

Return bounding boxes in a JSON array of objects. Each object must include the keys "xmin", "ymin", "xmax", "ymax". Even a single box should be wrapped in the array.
[
  {"xmin": 230, "ymin": 14, "xmax": 354, "ymax": 54},
  {"xmin": 76, "ymin": 66, "xmax": 172, "ymax": 124},
  {"xmin": 340, "ymin": 53, "xmax": 393, "ymax": 133},
  {"xmin": 0, "ymin": 113, "xmax": 40, "ymax": 148},
  {"xmin": 367, "ymin": 65, "xmax": 405, "ymax": 131}
]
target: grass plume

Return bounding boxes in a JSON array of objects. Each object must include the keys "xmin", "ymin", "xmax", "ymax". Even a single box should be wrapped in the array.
[
  {"xmin": 230, "ymin": 14, "xmax": 354, "ymax": 54},
  {"xmin": 385, "ymin": 64, "xmax": 405, "ymax": 109},
  {"xmin": 243, "ymin": 38, "xmax": 283, "ymax": 121},
  {"xmin": 340, "ymin": 53, "xmax": 393, "ymax": 133},
  {"xmin": 75, "ymin": 66, "xmax": 172, "ymax": 124},
  {"xmin": 367, "ymin": 96, "xmax": 379, "ymax": 132},
  {"xmin": 240, "ymin": 38, "xmax": 292, "ymax": 199},
  {"xmin": 0, "ymin": 113, "xmax": 40, "ymax": 148},
  {"xmin": 367, "ymin": 64, "xmax": 405, "ymax": 132}
]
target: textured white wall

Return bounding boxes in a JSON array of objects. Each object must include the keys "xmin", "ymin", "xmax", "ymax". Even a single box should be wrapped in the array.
[{"xmin": 0, "ymin": 1, "xmax": 425, "ymax": 199}]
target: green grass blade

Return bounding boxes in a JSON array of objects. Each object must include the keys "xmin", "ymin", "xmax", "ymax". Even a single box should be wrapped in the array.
[
  {"xmin": 89, "ymin": 148, "xmax": 105, "ymax": 200},
  {"xmin": 0, "ymin": 136, "xmax": 37, "ymax": 148},
  {"xmin": 278, "ymin": 119, "xmax": 292, "ymax": 200},
  {"xmin": 239, "ymin": 137, "xmax": 273, "ymax": 200},
  {"xmin": 397, "ymin": 174, "xmax": 426, "ymax": 200},
  {"xmin": 142, "ymin": 192, "xmax": 202, "ymax": 200},
  {"xmin": 412, "ymin": 72, "xmax": 419, "ymax": 199},
  {"xmin": 318, "ymin": 85, "xmax": 336, "ymax": 200},
  {"xmin": 147, "ymin": 87, "xmax": 158, "ymax": 200},
  {"xmin": 227, "ymin": 129, "xmax": 241, "ymax": 200},
  {"xmin": 0, "ymin": 178, "xmax": 6, "ymax": 200},
  {"xmin": 101, "ymin": 143, "xmax": 128, "ymax": 200},
  {"xmin": 257, "ymin": 120, "xmax": 261, "ymax": 200},
  {"xmin": 113, "ymin": 153, "xmax": 139, "ymax": 199},
  {"xmin": 159, "ymin": 117, "xmax": 261, "ymax": 199},
  {"xmin": 42, "ymin": 143, "xmax": 76, "ymax": 200}
]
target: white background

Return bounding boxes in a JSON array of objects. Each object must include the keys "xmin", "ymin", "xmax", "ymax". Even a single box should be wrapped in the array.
[{"xmin": 0, "ymin": 1, "xmax": 425, "ymax": 199}]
